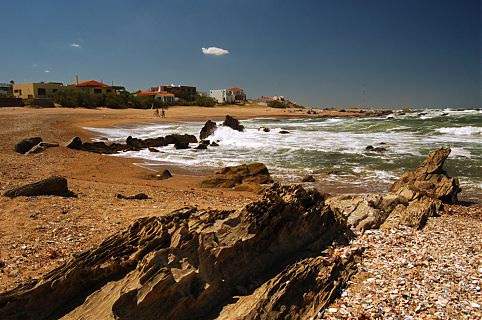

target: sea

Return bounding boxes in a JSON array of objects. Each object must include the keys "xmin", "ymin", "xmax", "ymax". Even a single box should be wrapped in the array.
[{"xmin": 85, "ymin": 108, "xmax": 482, "ymax": 202}]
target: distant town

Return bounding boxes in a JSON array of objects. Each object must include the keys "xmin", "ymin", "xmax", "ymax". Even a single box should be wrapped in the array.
[{"xmin": 0, "ymin": 79, "xmax": 299, "ymax": 109}]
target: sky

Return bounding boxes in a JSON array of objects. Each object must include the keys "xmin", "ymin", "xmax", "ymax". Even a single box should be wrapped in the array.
[{"xmin": 1, "ymin": 0, "xmax": 480, "ymax": 108}]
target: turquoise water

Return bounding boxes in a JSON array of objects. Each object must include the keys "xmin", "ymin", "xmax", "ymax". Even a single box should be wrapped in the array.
[{"xmin": 86, "ymin": 108, "xmax": 481, "ymax": 201}]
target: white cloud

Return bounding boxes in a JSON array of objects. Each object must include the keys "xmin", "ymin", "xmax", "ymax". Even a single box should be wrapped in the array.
[
  {"xmin": 44, "ymin": 70, "xmax": 50, "ymax": 73},
  {"xmin": 202, "ymin": 47, "xmax": 229, "ymax": 56},
  {"xmin": 69, "ymin": 43, "xmax": 81, "ymax": 48}
]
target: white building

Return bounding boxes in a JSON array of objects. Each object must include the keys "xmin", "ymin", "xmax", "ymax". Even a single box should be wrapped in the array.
[
  {"xmin": 209, "ymin": 89, "xmax": 235, "ymax": 104},
  {"xmin": 0, "ymin": 83, "xmax": 13, "ymax": 96}
]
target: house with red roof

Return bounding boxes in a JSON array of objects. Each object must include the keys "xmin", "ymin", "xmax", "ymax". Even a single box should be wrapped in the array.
[
  {"xmin": 135, "ymin": 90, "xmax": 175, "ymax": 104},
  {"xmin": 227, "ymin": 87, "xmax": 246, "ymax": 101},
  {"xmin": 74, "ymin": 80, "xmax": 115, "ymax": 95}
]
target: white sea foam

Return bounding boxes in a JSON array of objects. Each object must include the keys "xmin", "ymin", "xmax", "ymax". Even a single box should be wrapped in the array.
[{"xmin": 436, "ymin": 126, "xmax": 482, "ymax": 136}]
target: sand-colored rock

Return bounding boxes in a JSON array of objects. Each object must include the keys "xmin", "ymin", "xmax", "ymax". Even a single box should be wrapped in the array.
[{"xmin": 201, "ymin": 162, "xmax": 273, "ymax": 190}]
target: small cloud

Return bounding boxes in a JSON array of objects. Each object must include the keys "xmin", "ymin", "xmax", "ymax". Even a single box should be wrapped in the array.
[
  {"xmin": 202, "ymin": 46, "xmax": 229, "ymax": 56},
  {"xmin": 44, "ymin": 70, "xmax": 50, "ymax": 73},
  {"xmin": 69, "ymin": 43, "xmax": 81, "ymax": 48}
]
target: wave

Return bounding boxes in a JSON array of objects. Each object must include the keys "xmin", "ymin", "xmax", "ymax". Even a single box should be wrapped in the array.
[{"xmin": 436, "ymin": 126, "xmax": 482, "ymax": 136}]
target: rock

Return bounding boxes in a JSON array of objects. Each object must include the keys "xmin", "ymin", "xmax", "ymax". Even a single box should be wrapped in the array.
[
  {"xmin": 0, "ymin": 184, "xmax": 354, "ymax": 320},
  {"xmin": 222, "ymin": 115, "xmax": 244, "ymax": 131},
  {"xmin": 199, "ymin": 120, "xmax": 217, "ymax": 140},
  {"xmin": 259, "ymin": 127, "xmax": 270, "ymax": 132},
  {"xmin": 115, "ymin": 193, "xmax": 149, "ymax": 200},
  {"xmin": 145, "ymin": 170, "xmax": 172, "ymax": 180},
  {"xmin": 126, "ymin": 134, "xmax": 197, "ymax": 149},
  {"xmin": 25, "ymin": 142, "xmax": 59, "ymax": 155},
  {"xmin": 279, "ymin": 130, "xmax": 290, "ymax": 134},
  {"xmin": 65, "ymin": 137, "xmax": 82, "ymax": 150},
  {"xmin": 195, "ymin": 144, "xmax": 207, "ymax": 150},
  {"xmin": 301, "ymin": 175, "xmax": 315, "ymax": 182},
  {"xmin": 366, "ymin": 145, "xmax": 387, "ymax": 152},
  {"xmin": 164, "ymin": 134, "xmax": 198, "ymax": 145},
  {"xmin": 81, "ymin": 141, "xmax": 130, "ymax": 154},
  {"xmin": 200, "ymin": 140, "xmax": 210, "ymax": 145},
  {"xmin": 148, "ymin": 147, "xmax": 159, "ymax": 152},
  {"xmin": 15, "ymin": 137, "xmax": 42, "ymax": 154},
  {"xmin": 211, "ymin": 141, "xmax": 219, "ymax": 147},
  {"xmin": 174, "ymin": 142, "xmax": 190, "ymax": 149},
  {"xmin": 390, "ymin": 147, "xmax": 460, "ymax": 204},
  {"xmin": 201, "ymin": 162, "xmax": 273, "ymax": 190},
  {"xmin": 4, "ymin": 176, "xmax": 76, "ymax": 198}
]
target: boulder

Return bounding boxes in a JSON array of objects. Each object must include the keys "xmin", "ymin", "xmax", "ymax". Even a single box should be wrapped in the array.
[
  {"xmin": 365, "ymin": 145, "xmax": 387, "ymax": 152},
  {"xmin": 222, "ymin": 115, "xmax": 244, "ymax": 131},
  {"xmin": 148, "ymin": 147, "xmax": 159, "ymax": 152},
  {"xmin": 301, "ymin": 175, "xmax": 315, "ymax": 182},
  {"xmin": 4, "ymin": 176, "xmax": 76, "ymax": 198},
  {"xmin": 174, "ymin": 142, "xmax": 190, "ymax": 149},
  {"xmin": 199, "ymin": 120, "xmax": 217, "ymax": 140},
  {"xmin": 0, "ymin": 184, "xmax": 354, "ymax": 320},
  {"xmin": 210, "ymin": 141, "xmax": 219, "ymax": 147},
  {"xmin": 65, "ymin": 137, "xmax": 82, "ymax": 150},
  {"xmin": 25, "ymin": 142, "xmax": 59, "ymax": 155},
  {"xmin": 201, "ymin": 162, "xmax": 273, "ymax": 190},
  {"xmin": 279, "ymin": 130, "xmax": 290, "ymax": 134},
  {"xmin": 390, "ymin": 147, "xmax": 460, "ymax": 204},
  {"xmin": 15, "ymin": 137, "xmax": 42, "ymax": 154},
  {"xmin": 164, "ymin": 134, "xmax": 198, "ymax": 145},
  {"xmin": 259, "ymin": 127, "xmax": 270, "ymax": 132},
  {"xmin": 116, "ymin": 193, "xmax": 149, "ymax": 200},
  {"xmin": 195, "ymin": 144, "xmax": 208, "ymax": 150}
]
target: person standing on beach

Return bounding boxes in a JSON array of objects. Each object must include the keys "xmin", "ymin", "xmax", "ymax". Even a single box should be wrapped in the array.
[
  {"xmin": 161, "ymin": 107, "xmax": 165, "ymax": 118},
  {"xmin": 154, "ymin": 108, "xmax": 160, "ymax": 117}
]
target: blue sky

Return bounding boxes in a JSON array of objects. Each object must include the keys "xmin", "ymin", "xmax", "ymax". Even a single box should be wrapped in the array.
[{"xmin": 1, "ymin": 0, "xmax": 480, "ymax": 108}]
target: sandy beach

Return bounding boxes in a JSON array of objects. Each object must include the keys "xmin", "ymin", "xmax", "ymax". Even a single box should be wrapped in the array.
[{"xmin": 0, "ymin": 105, "xmax": 371, "ymax": 290}]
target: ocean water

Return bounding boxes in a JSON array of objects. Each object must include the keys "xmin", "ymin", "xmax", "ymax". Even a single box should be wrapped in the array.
[{"xmin": 85, "ymin": 108, "xmax": 482, "ymax": 201}]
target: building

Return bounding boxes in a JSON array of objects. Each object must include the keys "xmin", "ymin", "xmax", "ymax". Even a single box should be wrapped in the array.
[
  {"xmin": 254, "ymin": 96, "xmax": 275, "ymax": 106},
  {"xmin": 136, "ymin": 91, "xmax": 176, "ymax": 104},
  {"xmin": 227, "ymin": 87, "xmax": 246, "ymax": 101},
  {"xmin": 12, "ymin": 82, "xmax": 64, "ymax": 99},
  {"xmin": 150, "ymin": 85, "xmax": 197, "ymax": 101},
  {"xmin": 74, "ymin": 80, "xmax": 115, "ymax": 95},
  {"xmin": 0, "ymin": 83, "xmax": 13, "ymax": 96},
  {"xmin": 209, "ymin": 89, "xmax": 235, "ymax": 104}
]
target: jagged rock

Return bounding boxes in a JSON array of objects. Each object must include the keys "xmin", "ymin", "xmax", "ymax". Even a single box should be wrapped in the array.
[
  {"xmin": 199, "ymin": 120, "xmax": 217, "ymax": 140},
  {"xmin": 0, "ymin": 184, "xmax": 350, "ymax": 320},
  {"xmin": 126, "ymin": 136, "xmax": 167, "ymax": 148},
  {"xmin": 81, "ymin": 141, "xmax": 131, "ymax": 154},
  {"xmin": 301, "ymin": 175, "xmax": 315, "ymax": 182},
  {"xmin": 3, "ymin": 176, "xmax": 76, "ymax": 198},
  {"xmin": 116, "ymin": 193, "xmax": 149, "ymax": 200},
  {"xmin": 14, "ymin": 137, "xmax": 42, "ymax": 154},
  {"xmin": 200, "ymin": 162, "xmax": 273, "ymax": 190},
  {"xmin": 390, "ymin": 147, "xmax": 460, "ymax": 204},
  {"xmin": 174, "ymin": 142, "xmax": 190, "ymax": 149},
  {"xmin": 381, "ymin": 196, "xmax": 441, "ymax": 230},
  {"xmin": 65, "ymin": 137, "xmax": 82, "ymax": 150},
  {"xmin": 222, "ymin": 115, "xmax": 244, "ymax": 131},
  {"xmin": 25, "ymin": 142, "xmax": 59, "ymax": 155}
]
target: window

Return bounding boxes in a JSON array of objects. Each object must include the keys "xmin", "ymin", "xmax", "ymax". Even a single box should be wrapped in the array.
[
  {"xmin": 94, "ymin": 88, "xmax": 102, "ymax": 94},
  {"xmin": 37, "ymin": 88, "xmax": 46, "ymax": 96},
  {"xmin": 52, "ymin": 89, "xmax": 58, "ymax": 93}
]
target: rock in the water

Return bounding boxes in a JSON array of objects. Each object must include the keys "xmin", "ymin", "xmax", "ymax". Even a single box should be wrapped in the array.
[
  {"xmin": 65, "ymin": 137, "xmax": 82, "ymax": 150},
  {"xmin": 259, "ymin": 127, "xmax": 270, "ymax": 132},
  {"xmin": 201, "ymin": 162, "xmax": 273, "ymax": 190},
  {"xmin": 365, "ymin": 145, "xmax": 387, "ymax": 152},
  {"xmin": 279, "ymin": 130, "xmax": 290, "ymax": 134},
  {"xmin": 116, "ymin": 193, "xmax": 149, "ymax": 200},
  {"xmin": 199, "ymin": 120, "xmax": 217, "ymax": 140},
  {"xmin": 223, "ymin": 115, "xmax": 244, "ymax": 131},
  {"xmin": 211, "ymin": 141, "xmax": 219, "ymax": 147},
  {"xmin": 195, "ymin": 144, "xmax": 207, "ymax": 150},
  {"xmin": 4, "ymin": 176, "xmax": 76, "ymax": 198},
  {"xmin": 15, "ymin": 137, "xmax": 42, "ymax": 154},
  {"xmin": 390, "ymin": 147, "xmax": 460, "ymax": 204},
  {"xmin": 174, "ymin": 142, "xmax": 190, "ymax": 149},
  {"xmin": 301, "ymin": 175, "xmax": 315, "ymax": 182},
  {"xmin": 0, "ymin": 184, "xmax": 353, "ymax": 320},
  {"xmin": 148, "ymin": 147, "xmax": 159, "ymax": 152}
]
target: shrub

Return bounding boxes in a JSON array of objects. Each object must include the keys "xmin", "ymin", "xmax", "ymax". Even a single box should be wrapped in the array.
[{"xmin": 195, "ymin": 95, "xmax": 216, "ymax": 107}]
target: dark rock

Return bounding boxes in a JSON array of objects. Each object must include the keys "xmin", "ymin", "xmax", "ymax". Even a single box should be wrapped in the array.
[
  {"xmin": 222, "ymin": 115, "xmax": 245, "ymax": 131},
  {"xmin": 164, "ymin": 134, "xmax": 198, "ymax": 145},
  {"xmin": 279, "ymin": 130, "xmax": 290, "ymax": 134},
  {"xmin": 199, "ymin": 120, "xmax": 217, "ymax": 140},
  {"xmin": 65, "ymin": 137, "xmax": 83, "ymax": 150},
  {"xmin": 4, "ymin": 176, "xmax": 76, "ymax": 198},
  {"xmin": 259, "ymin": 127, "xmax": 270, "ymax": 132},
  {"xmin": 390, "ymin": 147, "xmax": 460, "ymax": 204},
  {"xmin": 201, "ymin": 162, "xmax": 273, "ymax": 191},
  {"xmin": 195, "ymin": 144, "xmax": 208, "ymax": 150},
  {"xmin": 210, "ymin": 141, "xmax": 219, "ymax": 147},
  {"xmin": 116, "ymin": 193, "xmax": 149, "ymax": 200},
  {"xmin": 145, "ymin": 170, "xmax": 172, "ymax": 180},
  {"xmin": 0, "ymin": 185, "xmax": 353, "ymax": 320},
  {"xmin": 15, "ymin": 137, "xmax": 42, "ymax": 154},
  {"xmin": 200, "ymin": 140, "xmax": 210, "ymax": 145},
  {"xmin": 148, "ymin": 147, "xmax": 159, "ymax": 152},
  {"xmin": 174, "ymin": 142, "xmax": 190, "ymax": 149},
  {"xmin": 366, "ymin": 145, "xmax": 387, "ymax": 152},
  {"xmin": 301, "ymin": 175, "xmax": 315, "ymax": 182}
]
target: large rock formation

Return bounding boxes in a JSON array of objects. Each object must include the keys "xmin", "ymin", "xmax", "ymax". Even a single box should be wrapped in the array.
[
  {"xmin": 390, "ymin": 147, "xmax": 460, "ymax": 204},
  {"xmin": 0, "ymin": 184, "xmax": 354, "ymax": 320},
  {"xmin": 200, "ymin": 162, "xmax": 273, "ymax": 191},
  {"xmin": 199, "ymin": 120, "xmax": 217, "ymax": 140},
  {"xmin": 3, "ymin": 176, "xmax": 76, "ymax": 198},
  {"xmin": 14, "ymin": 137, "xmax": 42, "ymax": 154},
  {"xmin": 222, "ymin": 115, "xmax": 244, "ymax": 132}
]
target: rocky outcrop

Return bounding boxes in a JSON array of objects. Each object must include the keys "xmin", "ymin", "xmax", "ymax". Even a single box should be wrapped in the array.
[
  {"xmin": 222, "ymin": 115, "xmax": 244, "ymax": 131},
  {"xmin": 390, "ymin": 147, "xmax": 460, "ymax": 204},
  {"xmin": 115, "ymin": 193, "xmax": 149, "ymax": 200},
  {"xmin": 199, "ymin": 120, "xmax": 217, "ymax": 140},
  {"xmin": 200, "ymin": 162, "xmax": 273, "ymax": 191},
  {"xmin": 0, "ymin": 184, "xmax": 353, "ymax": 320},
  {"xmin": 14, "ymin": 137, "xmax": 42, "ymax": 154},
  {"xmin": 3, "ymin": 176, "xmax": 76, "ymax": 198},
  {"xmin": 25, "ymin": 142, "xmax": 59, "ymax": 155},
  {"xmin": 65, "ymin": 137, "xmax": 82, "ymax": 150},
  {"xmin": 126, "ymin": 134, "xmax": 197, "ymax": 149}
]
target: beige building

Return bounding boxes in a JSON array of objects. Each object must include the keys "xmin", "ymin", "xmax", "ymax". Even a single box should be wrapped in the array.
[{"xmin": 12, "ymin": 82, "xmax": 64, "ymax": 99}]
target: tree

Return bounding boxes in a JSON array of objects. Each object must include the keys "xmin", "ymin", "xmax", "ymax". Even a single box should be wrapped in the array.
[{"xmin": 195, "ymin": 95, "xmax": 216, "ymax": 107}]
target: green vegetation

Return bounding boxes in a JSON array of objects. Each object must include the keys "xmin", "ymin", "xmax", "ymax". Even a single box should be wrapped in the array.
[
  {"xmin": 267, "ymin": 100, "xmax": 288, "ymax": 108},
  {"xmin": 194, "ymin": 95, "xmax": 216, "ymax": 107}
]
